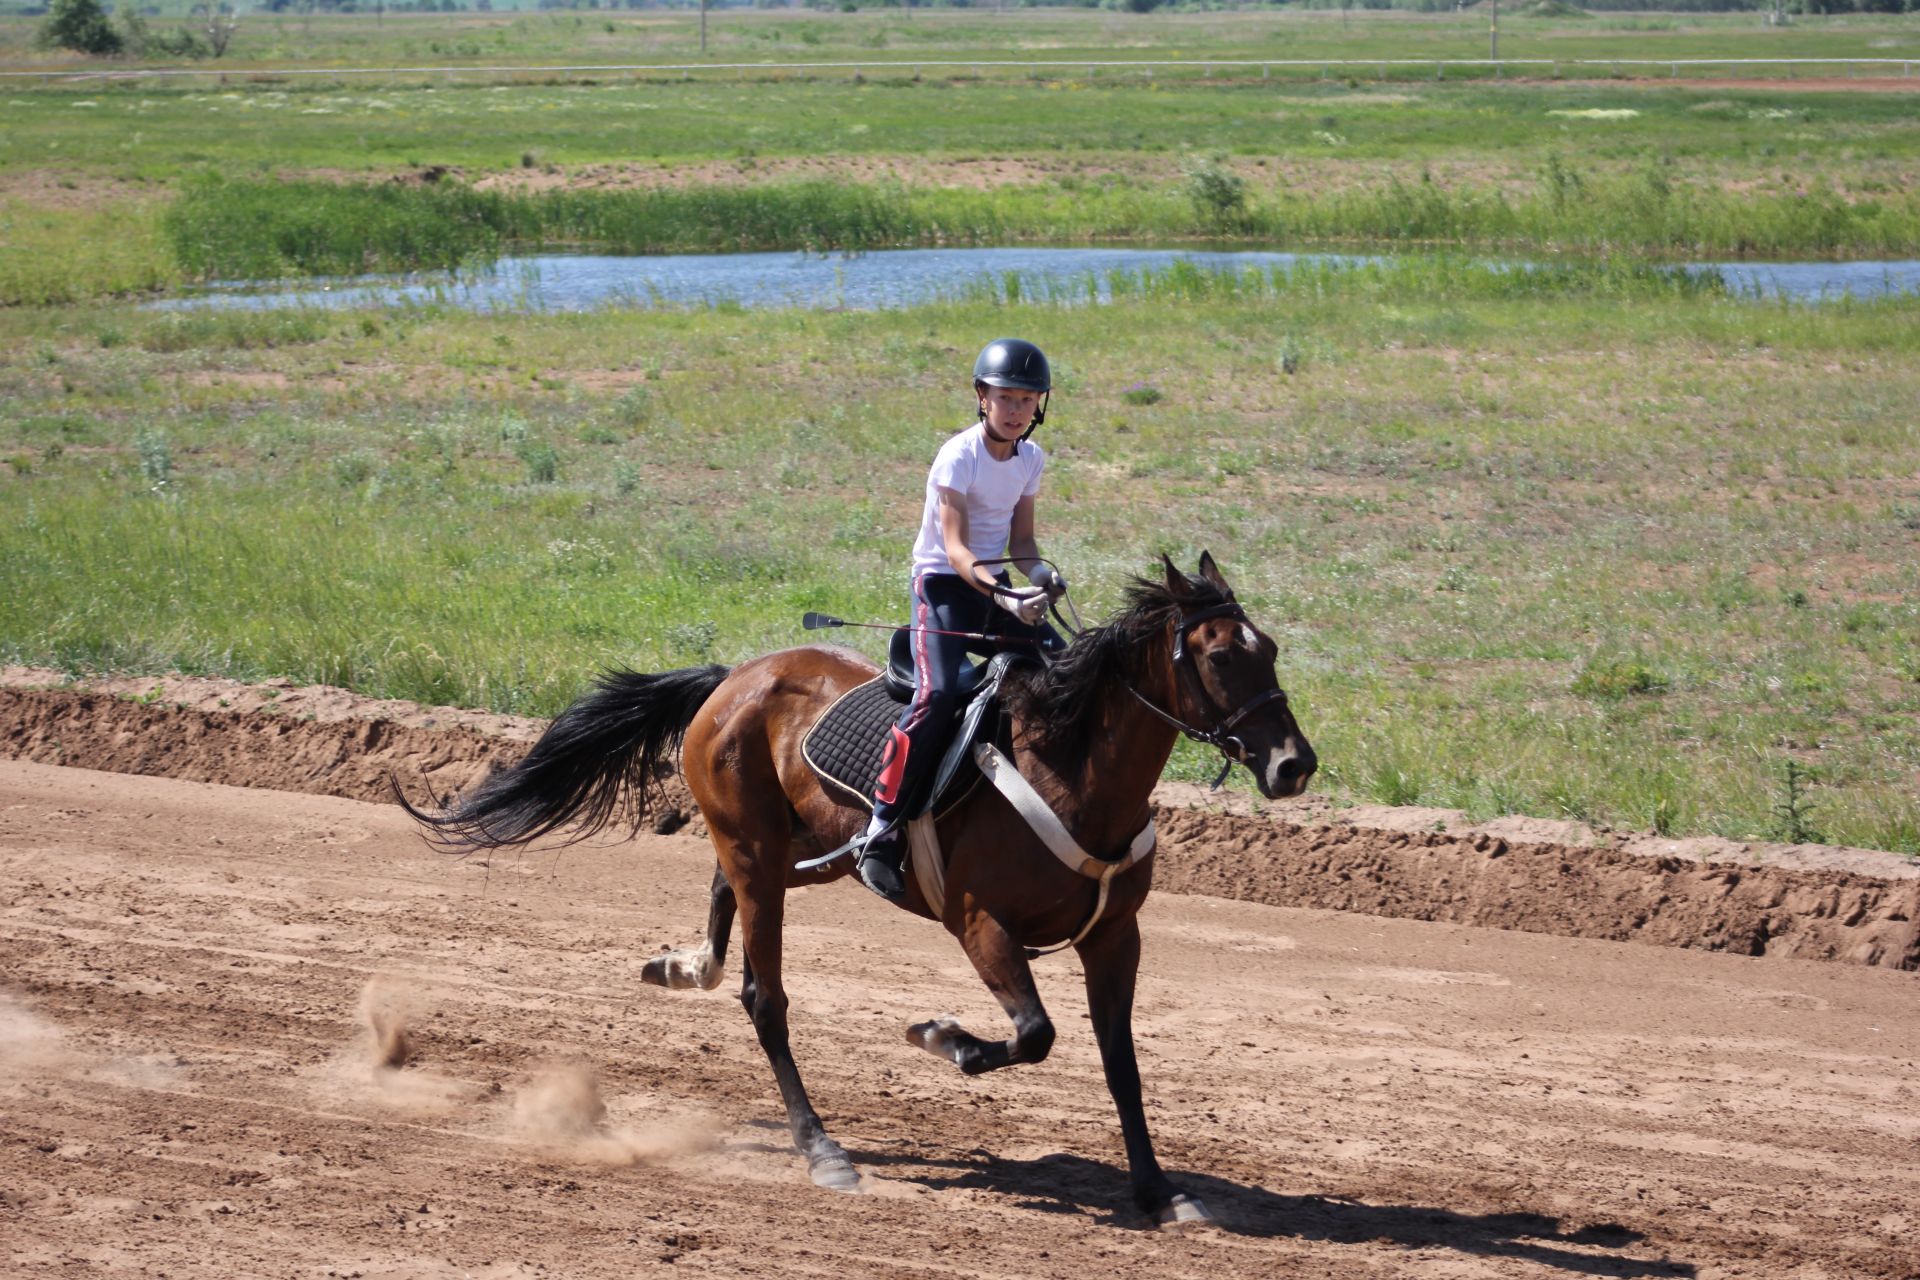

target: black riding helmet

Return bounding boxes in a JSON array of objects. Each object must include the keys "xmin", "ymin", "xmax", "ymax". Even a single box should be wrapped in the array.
[{"xmin": 973, "ymin": 338, "xmax": 1051, "ymax": 444}]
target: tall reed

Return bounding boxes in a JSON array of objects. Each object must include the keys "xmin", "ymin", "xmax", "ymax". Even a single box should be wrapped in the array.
[{"xmin": 161, "ymin": 171, "xmax": 1920, "ymax": 283}]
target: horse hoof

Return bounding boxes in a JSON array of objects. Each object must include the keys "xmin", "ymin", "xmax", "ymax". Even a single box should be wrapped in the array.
[
  {"xmin": 906, "ymin": 1014, "xmax": 962, "ymax": 1057},
  {"xmin": 1157, "ymin": 1194, "xmax": 1215, "ymax": 1230},
  {"xmin": 809, "ymin": 1153, "xmax": 861, "ymax": 1193}
]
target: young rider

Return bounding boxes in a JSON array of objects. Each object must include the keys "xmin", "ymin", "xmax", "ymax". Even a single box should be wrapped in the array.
[{"xmin": 856, "ymin": 338, "xmax": 1069, "ymax": 904}]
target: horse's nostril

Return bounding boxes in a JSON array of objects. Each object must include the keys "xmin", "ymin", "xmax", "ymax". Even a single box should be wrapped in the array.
[{"xmin": 1264, "ymin": 746, "xmax": 1317, "ymax": 797}]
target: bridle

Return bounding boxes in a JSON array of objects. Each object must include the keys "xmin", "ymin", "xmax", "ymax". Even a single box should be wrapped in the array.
[
  {"xmin": 1126, "ymin": 601, "xmax": 1290, "ymax": 789},
  {"xmin": 967, "ymin": 565, "xmax": 1288, "ymax": 788}
]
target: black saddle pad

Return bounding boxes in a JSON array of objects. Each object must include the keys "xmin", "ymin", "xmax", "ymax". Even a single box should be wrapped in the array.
[{"xmin": 801, "ymin": 678, "xmax": 979, "ymax": 818}]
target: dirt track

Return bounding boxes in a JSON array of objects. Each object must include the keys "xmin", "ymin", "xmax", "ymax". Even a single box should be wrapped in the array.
[
  {"xmin": 6, "ymin": 748, "xmax": 1920, "ymax": 1280},
  {"xmin": 4, "ymin": 674, "xmax": 1915, "ymax": 971}
]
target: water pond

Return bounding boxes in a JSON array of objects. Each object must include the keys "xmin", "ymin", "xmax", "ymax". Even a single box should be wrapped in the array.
[{"xmin": 148, "ymin": 246, "xmax": 1920, "ymax": 314}]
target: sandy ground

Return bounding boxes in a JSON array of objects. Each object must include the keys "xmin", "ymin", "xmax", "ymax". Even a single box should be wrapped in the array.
[{"xmin": 3, "ymin": 752, "xmax": 1919, "ymax": 1279}]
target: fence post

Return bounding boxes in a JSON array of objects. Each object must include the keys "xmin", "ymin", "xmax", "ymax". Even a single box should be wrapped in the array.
[{"xmin": 1435, "ymin": 61, "xmax": 1443, "ymax": 81}]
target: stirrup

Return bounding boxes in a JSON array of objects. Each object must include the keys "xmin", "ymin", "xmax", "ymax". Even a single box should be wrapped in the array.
[{"xmin": 795, "ymin": 835, "xmax": 862, "ymax": 873}]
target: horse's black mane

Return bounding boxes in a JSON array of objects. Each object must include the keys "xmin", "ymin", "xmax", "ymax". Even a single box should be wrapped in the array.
[{"xmin": 1003, "ymin": 569, "xmax": 1230, "ymax": 749}]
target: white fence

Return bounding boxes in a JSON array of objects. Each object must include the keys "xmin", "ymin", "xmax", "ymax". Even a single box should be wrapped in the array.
[{"xmin": 2, "ymin": 55, "xmax": 1915, "ymax": 86}]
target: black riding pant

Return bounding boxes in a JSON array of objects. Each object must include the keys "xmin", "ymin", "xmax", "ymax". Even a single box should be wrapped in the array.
[{"xmin": 871, "ymin": 571, "xmax": 1063, "ymax": 827}]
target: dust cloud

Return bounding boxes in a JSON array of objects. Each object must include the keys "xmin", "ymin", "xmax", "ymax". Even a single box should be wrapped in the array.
[{"xmin": 512, "ymin": 1063, "xmax": 716, "ymax": 1166}]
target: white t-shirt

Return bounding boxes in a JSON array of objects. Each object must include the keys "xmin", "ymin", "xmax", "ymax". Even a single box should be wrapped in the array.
[{"xmin": 909, "ymin": 425, "xmax": 1046, "ymax": 582}]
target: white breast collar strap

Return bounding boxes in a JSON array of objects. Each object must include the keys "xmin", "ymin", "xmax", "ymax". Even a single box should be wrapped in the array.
[{"xmin": 971, "ymin": 743, "xmax": 1156, "ymax": 879}]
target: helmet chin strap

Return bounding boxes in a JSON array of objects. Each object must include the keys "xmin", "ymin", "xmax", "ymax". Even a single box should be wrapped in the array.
[
  {"xmin": 979, "ymin": 389, "xmax": 1050, "ymax": 450},
  {"xmin": 1018, "ymin": 391, "xmax": 1050, "ymax": 445}
]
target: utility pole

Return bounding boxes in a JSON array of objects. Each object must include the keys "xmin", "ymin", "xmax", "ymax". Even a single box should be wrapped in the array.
[
  {"xmin": 1489, "ymin": 0, "xmax": 1499, "ymax": 63},
  {"xmin": 699, "ymin": 0, "xmax": 707, "ymax": 55}
]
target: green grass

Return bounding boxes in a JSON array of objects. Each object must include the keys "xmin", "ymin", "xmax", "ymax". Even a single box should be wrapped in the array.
[
  {"xmin": 3, "ymin": 277, "xmax": 1917, "ymax": 852},
  {"xmin": 0, "ymin": 199, "xmax": 180, "ymax": 305},
  {"xmin": 4, "ymin": 8, "xmax": 1918, "ymax": 75},
  {"xmin": 7, "ymin": 76, "xmax": 1919, "ymax": 178}
]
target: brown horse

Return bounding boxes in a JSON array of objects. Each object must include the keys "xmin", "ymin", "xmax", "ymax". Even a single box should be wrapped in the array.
[{"xmin": 398, "ymin": 552, "xmax": 1315, "ymax": 1225}]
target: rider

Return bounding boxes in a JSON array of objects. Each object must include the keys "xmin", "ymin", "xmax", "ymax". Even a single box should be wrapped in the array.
[{"xmin": 856, "ymin": 338, "xmax": 1068, "ymax": 904}]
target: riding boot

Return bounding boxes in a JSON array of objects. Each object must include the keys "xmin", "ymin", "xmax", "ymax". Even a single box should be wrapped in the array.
[{"xmin": 856, "ymin": 824, "xmax": 908, "ymax": 905}]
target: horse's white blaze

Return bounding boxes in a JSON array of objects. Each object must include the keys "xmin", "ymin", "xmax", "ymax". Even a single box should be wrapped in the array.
[
  {"xmin": 1240, "ymin": 624, "xmax": 1259, "ymax": 650},
  {"xmin": 1263, "ymin": 746, "xmax": 1291, "ymax": 795}
]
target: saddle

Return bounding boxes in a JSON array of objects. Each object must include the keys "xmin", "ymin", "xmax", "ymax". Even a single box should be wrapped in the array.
[{"xmin": 802, "ymin": 629, "xmax": 1034, "ymax": 821}]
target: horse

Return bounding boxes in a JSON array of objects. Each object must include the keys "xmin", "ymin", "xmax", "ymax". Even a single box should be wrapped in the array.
[{"xmin": 396, "ymin": 552, "xmax": 1315, "ymax": 1226}]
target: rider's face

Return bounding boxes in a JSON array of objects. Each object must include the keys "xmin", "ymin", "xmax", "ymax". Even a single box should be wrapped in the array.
[{"xmin": 978, "ymin": 384, "xmax": 1041, "ymax": 440}]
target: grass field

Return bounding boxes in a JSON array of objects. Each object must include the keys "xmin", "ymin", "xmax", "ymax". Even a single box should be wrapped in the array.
[
  {"xmin": 4, "ymin": 8, "xmax": 1919, "ymax": 73},
  {"xmin": 3, "ymin": 267, "xmax": 1917, "ymax": 851},
  {"xmin": 3, "ymin": 72, "xmax": 1919, "ymax": 303},
  {"xmin": 3, "ymin": 9, "xmax": 1917, "ymax": 852}
]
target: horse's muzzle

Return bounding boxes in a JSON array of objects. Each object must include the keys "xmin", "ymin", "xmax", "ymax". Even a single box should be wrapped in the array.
[{"xmin": 1254, "ymin": 742, "xmax": 1317, "ymax": 800}]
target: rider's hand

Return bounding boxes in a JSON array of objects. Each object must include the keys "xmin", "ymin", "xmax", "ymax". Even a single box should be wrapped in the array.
[
  {"xmin": 996, "ymin": 586, "xmax": 1049, "ymax": 626},
  {"xmin": 1028, "ymin": 564, "xmax": 1068, "ymax": 601}
]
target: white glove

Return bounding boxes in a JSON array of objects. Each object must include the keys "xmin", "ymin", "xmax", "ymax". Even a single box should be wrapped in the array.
[{"xmin": 995, "ymin": 586, "xmax": 1049, "ymax": 626}]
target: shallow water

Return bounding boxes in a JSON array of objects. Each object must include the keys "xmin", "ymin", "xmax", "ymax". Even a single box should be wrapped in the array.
[{"xmin": 147, "ymin": 246, "xmax": 1920, "ymax": 313}]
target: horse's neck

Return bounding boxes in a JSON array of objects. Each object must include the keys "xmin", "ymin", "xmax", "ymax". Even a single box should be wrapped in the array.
[{"xmin": 1017, "ymin": 645, "xmax": 1180, "ymax": 857}]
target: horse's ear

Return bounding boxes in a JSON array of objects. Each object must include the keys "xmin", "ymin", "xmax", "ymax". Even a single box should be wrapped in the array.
[
  {"xmin": 1161, "ymin": 554, "xmax": 1192, "ymax": 599},
  {"xmin": 1196, "ymin": 550, "xmax": 1234, "ymax": 600}
]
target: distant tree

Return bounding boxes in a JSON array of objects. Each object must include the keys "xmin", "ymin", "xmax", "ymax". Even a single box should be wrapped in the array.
[
  {"xmin": 191, "ymin": 2, "xmax": 239, "ymax": 56},
  {"xmin": 39, "ymin": 0, "xmax": 124, "ymax": 55}
]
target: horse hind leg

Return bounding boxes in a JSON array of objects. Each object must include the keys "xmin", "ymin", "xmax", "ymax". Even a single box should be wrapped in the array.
[
  {"xmin": 642, "ymin": 865, "xmax": 734, "ymax": 992},
  {"xmin": 731, "ymin": 865, "xmax": 861, "ymax": 1192}
]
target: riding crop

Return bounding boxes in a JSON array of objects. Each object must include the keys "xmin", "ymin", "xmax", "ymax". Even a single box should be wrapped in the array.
[{"xmin": 800, "ymin": 613, "xmax": 1044, "ymax": 646}]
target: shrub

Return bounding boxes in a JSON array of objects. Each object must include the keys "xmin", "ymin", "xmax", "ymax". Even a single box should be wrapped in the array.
[
  {"xmin": 1180, "ymin": 154, "xmax": 1247, "ymax": 226},
  {"xmin": 515, "ymin": 439, "xmax": 559, "ymax": 485},
  {"xmin": 39, "ymin": 0, "xmax": 122, "ymax": 55},
  {"xmin": 135, "ymin": 428, "xmax": 172, "ymax": 490},
  {"xmin": 1572, "ymin": 657, "xmax": 1669, "ymax": 700}
]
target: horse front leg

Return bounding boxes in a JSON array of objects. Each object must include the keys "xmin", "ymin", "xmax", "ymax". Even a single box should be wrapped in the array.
[
  {"xmin": 907, "ymin": 909, "xmax": 1054, "ymax": 1075},
  {"xmin": 1077, "ymin": 914, "xmax": 1213, "ymax": 1227}
]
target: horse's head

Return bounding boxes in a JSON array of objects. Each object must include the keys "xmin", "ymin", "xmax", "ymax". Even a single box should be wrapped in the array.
[{"xmin": 1158, "ymin": 552, "xmax": 1317, "ymax": 800}]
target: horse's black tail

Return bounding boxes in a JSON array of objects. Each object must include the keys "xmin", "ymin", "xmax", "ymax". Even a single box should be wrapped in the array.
[{"xmin": 392, "ymin": 664, "xmax": 729, "ymax": 853}]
